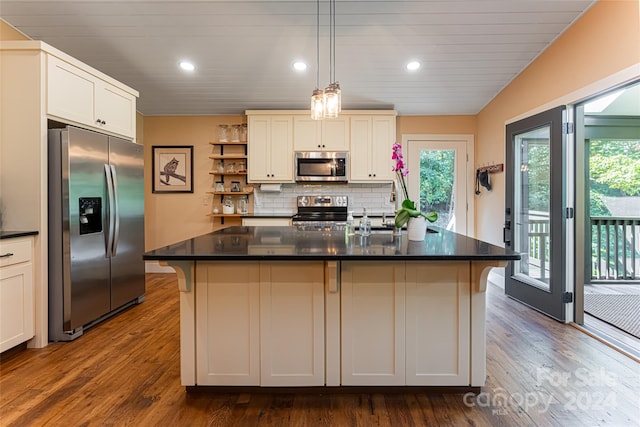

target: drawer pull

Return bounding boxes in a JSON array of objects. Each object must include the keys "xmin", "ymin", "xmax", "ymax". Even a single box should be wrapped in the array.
[{"xmin": 0, "ymin": 252, "xmax": 15, "ymax": 258}]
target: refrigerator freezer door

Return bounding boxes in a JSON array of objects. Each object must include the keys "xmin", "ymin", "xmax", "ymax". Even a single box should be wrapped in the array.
[
  {"xmin": 66, "ymin": 126, "xmax": 112, "ymax": 330},
  {"xmin": 108, "ymin": 137, "xmax": 145, "ymax": 308}
]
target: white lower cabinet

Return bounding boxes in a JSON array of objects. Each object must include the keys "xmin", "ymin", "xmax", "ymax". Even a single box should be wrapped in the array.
[
  {"xmin": 0, "ymin": 236, "xmax": 35, "ymax": 352},
  {"xmin": 341, "ymin": 261, "xmax": 471, "ymax": 386},
  {"xmin": 196, "ymin": 262, "xmax": 260, "ymax": 385},
  {"xmin": 259, "ymin": 262, "xmax": 325, "ymax": 386},
  {"xmin": 194, "ymin": 260, "xmax": 471, "ymax": 387},
  {"xmin": 195, "ymin": 261, "xmax": 324, "ymax": 386},
  {"xmin": 341, "ymin": 261, "xmax": 406, "ymax": 385},
  {"xmin": 405, "ymin": 262, "xmax": 470, "ymax": 386}
]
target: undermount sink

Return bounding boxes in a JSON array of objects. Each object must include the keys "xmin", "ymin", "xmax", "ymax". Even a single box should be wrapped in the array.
[{"xmin": 368, "ymin": 227, "xmax": 438, "ymax": 235}]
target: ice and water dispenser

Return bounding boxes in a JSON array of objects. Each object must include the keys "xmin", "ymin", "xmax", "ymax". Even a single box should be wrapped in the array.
[{"xmin": 79, "ymin": 197, "xmax": 102, "ymax": 235}]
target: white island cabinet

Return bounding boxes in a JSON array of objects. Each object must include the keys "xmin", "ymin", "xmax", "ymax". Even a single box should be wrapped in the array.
[
  {"xmin": 341, "ymin": 261, "xmax": 471, "ymax": 386},
  {"xmin": 195, "ymin": 261, "xmax": 325, "ymax": 386},
  {"xmin": 145, "ymin": 227, "xmax": 518, "ymax": 389},
  {"xmin": 172, "ymin": 258, "xmax": 498, "ymax": 388}
]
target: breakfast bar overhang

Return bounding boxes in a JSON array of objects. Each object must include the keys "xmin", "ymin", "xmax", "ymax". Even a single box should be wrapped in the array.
[{"xmin": 143, "ymin": 226, "xmax": 520, "ymax": 389}]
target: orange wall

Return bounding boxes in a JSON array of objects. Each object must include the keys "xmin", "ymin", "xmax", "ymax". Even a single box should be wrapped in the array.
[
  {"xmin": 397, "ymin": 115, "xmax": 476, "ymax": 137},
  {"xmin": 143, "ymin": 115, "xmax": 244, "ymax": 250},
  {"xmin": 142, "ymin": 114, "xmax": 476, "ymax": 249},
  {"xmin": 0, "ymin": 19, "xmax": 29, "ymax": 41},
  {"xmin": 475, "ymin": 0, "xmax": 640, "ymax": 245}
]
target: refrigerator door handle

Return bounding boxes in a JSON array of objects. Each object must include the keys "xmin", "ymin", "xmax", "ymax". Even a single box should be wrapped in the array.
[
  {"xmin": 105, "ymin": 164, "xmax": 116, "ymax": 258},
  {"xmin": 110, "ymin": 164, "xmax": 120, "ymax": 256}
]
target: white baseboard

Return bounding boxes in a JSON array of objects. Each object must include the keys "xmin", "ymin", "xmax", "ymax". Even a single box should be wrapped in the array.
[
  {"xmin": 145, "ymin": 261, "xmax": 176, "ymax": 273},
  {"xmin": 488, "ymin": 267, "xmax": 505, "ymax": 289}
]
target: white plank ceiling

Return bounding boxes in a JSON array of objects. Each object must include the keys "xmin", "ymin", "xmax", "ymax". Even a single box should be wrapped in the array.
[{"xmin": 1, "ymin": 0, "xmax": 597, "ymax": 116}]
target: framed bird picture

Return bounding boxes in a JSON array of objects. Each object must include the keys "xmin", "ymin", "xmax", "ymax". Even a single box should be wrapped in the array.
[{"xmin": 152, "ymin": 145, "xmax": 194, "ymax": 193}]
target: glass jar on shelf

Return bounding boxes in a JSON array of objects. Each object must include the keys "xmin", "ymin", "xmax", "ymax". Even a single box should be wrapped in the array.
[
  {"xmin": 237, "ymin": 160, "xmax": 246, "ymax": 173},
  {"xmin": 240, "ymin": 124, "xmax": 248, "ymax": 142},
  {"xmin": 218, "ymin": 124, "xmax": 229, "ymax": 142},
  {"xmin": 237, "ymin": 196, "xmax": 248, "ymax": 214},
  {"xmin": 216, "ymin": 162, "xmax": 225, "ymax": 173},
  {"xmin": 215, "ymin": 181, "xmax": 225, "ymax": 192},
  {"xmin": 225, "ymin": 162, "xmax": 235, "ymax": 173},
  {"xmin": 222, "ymin": 196, "xmax": 234, "ymax": 214},
  {"xmin": 230, "ymin": 181, "xmax": 241, "ymax": 192},
  {"xmin": 230, "ymin": 124, "xmax": 241, "ymax": 142}
]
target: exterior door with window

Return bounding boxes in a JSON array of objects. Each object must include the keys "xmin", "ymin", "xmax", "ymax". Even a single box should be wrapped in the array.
[
  {"xmin": 405, "ymin": 136, "xmax": 473, "ymax": 236},
  {"xmin": 505, "ymin": 106, "xmax": 569, "ymax": 321}
]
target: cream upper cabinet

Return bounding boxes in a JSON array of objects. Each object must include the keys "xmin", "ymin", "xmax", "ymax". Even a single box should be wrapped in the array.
[
  {"xmin": 247, "ymin": 115, "xmax": 294, "ymax": 182},
  {"xmin": 47, "ymin": 55, "xmax": 137, "ymax": 139},
  {"xmin": 293, "ymin": 116, "xmax": 350, "ymax": 151},
  {"xmin": 349, "ymin": 115, "xmax": 396, "ymax": 182}
]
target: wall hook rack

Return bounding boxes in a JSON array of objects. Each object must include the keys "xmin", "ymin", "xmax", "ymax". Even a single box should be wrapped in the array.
[{"xmin": 476, "ymin": 163, "xmax": 504, "ymax": 174}]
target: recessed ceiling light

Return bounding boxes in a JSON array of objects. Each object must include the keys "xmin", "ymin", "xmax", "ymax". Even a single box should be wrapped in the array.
[
  {"xmin": 406, "ymin": 61, "xmax": 421, "ymax": 71},
  {"xmin": 293, "ymin": 61, "xmax": 307, "ymax": 71},
  {"xmin": 179, "ymin": 61, "xmax": 195, "ymax": 71}
]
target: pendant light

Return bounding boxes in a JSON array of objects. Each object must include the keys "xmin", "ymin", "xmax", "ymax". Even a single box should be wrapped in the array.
[
  {"xmin": 310, "ymin": 0, "xmax": 342, "ymax": 120},
  {"xmin": 323, "ymin": 0, "xmax": 341, "ymax": 118},
  {"xmin": 310, "ymin": 0, "xmax": 324, "ymax": 120}
]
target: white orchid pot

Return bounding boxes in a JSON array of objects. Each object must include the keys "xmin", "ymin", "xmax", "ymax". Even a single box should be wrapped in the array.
[{"xmin": 407, "ymin": 216, "xmax": 427, "ymax": 241}]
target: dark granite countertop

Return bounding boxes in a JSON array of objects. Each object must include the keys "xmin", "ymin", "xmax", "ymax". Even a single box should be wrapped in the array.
[
  {"xmin": 0, "ymin": 230, "xmax": 39, "ymax": 240},
  {"xmin": 143, "ymin": 226, "xmax": 520, "ymax": 262}
]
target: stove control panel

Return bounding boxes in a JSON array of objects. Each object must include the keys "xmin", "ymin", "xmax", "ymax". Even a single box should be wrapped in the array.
[{"xmin": 296, "ymin": 195, "xmax": 348, "ymax": 207}]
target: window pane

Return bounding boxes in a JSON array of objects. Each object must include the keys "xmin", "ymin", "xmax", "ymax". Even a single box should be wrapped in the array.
[
  {"xmin": 514, "ymin": 127, "xmax": 551, "ymax": 289},
  {"xmin": 419, "ymin": 149, "xmax": 455, "ymax": 230}
]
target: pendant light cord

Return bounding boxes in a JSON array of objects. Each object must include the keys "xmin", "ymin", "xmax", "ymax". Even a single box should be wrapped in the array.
[
  {"xmin": 316, "ymin": 0, "xmax": 320, "ymax": 90},
  {"xmin": 329, "ymin": 0, "xmax": 335, "ymax": 83}
]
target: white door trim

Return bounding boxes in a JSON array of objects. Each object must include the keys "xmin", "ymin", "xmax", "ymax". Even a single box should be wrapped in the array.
[{"xmin": 401, "ymin": 134, "xmax": 475, "ymax": 237}]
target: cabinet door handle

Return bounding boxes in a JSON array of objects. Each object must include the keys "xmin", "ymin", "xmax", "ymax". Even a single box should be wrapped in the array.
[{"xmin": 0, "ymin": 252, "xmax": 14, "ymax": 258}]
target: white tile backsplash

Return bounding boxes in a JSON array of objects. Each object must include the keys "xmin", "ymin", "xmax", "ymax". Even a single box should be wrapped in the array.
[{"xmin": 254, "ymin": 182, "xmax": 396, "ymax": 216}]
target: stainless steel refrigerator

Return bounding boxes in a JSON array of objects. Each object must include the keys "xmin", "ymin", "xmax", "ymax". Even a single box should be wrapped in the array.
[{"xmin": 48, "ymin": 125, "xmax": 145, "ymax": 341}]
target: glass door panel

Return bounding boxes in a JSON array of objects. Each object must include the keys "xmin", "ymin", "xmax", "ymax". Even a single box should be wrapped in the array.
[{"xmin": 513, "ymin": 128, "xmax": 551, "ymax": 290}]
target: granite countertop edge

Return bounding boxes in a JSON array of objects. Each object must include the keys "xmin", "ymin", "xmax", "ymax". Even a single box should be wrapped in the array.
[{"xmin": 143, "ymin": 226, "xmax": 520, "ymax": 262}]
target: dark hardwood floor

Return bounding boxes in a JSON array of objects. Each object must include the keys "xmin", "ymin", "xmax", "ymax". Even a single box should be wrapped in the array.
[{"xmin": 1, "ymin": 273, "xmax": 638, "ymax": 426}]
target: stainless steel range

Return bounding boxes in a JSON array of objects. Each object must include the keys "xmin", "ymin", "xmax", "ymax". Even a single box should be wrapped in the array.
[{"xmin": 291, "ymin": 195, "xmax": 348, "ymax": 231}]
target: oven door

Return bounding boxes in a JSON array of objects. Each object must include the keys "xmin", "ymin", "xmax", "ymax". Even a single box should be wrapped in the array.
[{"xmin": 295, "ymin": 152, "xmax": 348, "ymax": 182}]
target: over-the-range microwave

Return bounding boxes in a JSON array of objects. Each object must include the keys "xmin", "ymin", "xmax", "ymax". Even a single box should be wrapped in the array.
[{"xmin": 294, "ymin": 151, "xmax": 348, "ymax": 183}]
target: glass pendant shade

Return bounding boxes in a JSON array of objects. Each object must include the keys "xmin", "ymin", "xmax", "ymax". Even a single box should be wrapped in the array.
[
  {"xmin": 323, "ymin": 85, "xmax": 339, "ymax": 119},
  {"xmin": 311, "ymin": 89, "xmax": 325, "ymax": 120},
  {"xmin": 331, "ymin": 82, "xmax": 341, "ymax": 113}
]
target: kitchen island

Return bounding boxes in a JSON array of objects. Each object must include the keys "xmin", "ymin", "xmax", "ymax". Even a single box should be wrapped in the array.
[{"xmin": 143, "ymin": 226, "xmax": 519, "ymax": 389}]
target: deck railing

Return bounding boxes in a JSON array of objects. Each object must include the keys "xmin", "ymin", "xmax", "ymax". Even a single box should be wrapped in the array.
[
  {"xmin": 524, "ymin": 215, "xmax": 639, "ymax": 284},
  {"xmin": 591, "ymin": 217, "xmax": 640, "ymax": 282},
  {"xmin": 528, "ymin": 218, "xmax": 550, "ymax": 281}
]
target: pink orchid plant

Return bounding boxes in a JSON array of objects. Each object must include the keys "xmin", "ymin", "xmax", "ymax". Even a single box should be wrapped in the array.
[{"xmin": 391, "ymin": 143, "xmax": 438, "ymax": 228}]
